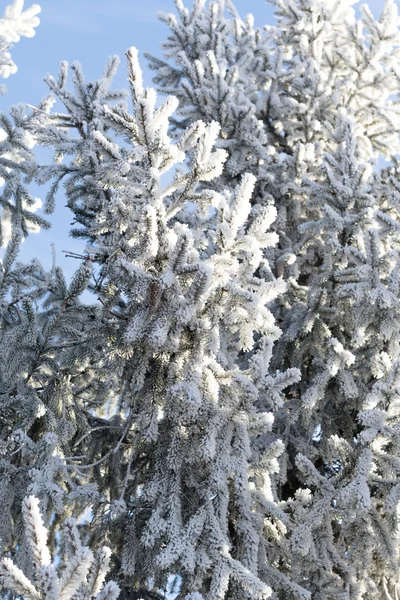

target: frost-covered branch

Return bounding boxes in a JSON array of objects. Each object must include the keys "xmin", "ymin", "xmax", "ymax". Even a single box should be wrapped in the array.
[
  {"xmin": 0, "ymin": 496, "xmax": 120, "ymax": 600},
  {"xmin": 0, "ymin": 0, "xmax": 41, "ymax": 81}
]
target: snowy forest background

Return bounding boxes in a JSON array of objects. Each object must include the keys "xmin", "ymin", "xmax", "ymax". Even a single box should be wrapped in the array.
[{"xmin": 2, "ymin": 0, "xmax": 400, "ymax": 599}]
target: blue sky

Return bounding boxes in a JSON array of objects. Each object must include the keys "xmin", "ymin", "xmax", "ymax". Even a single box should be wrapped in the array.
[{"xmin": 1, "ymin": 0, "xmax": 392, "ymax": 278}]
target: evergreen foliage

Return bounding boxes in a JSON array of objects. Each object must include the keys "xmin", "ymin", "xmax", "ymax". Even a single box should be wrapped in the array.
[{"xmin": 2, "ymin": 0, "xmax": 400, "ymax": 599}]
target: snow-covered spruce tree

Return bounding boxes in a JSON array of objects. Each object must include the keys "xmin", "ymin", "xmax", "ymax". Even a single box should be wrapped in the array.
[
  {"xmin": 145, "ymin": 0, "xmax": 400, "ymax": 597},
  {"xmin": 23, "ymin": 47, "xmax": 303, "ymax": 599},
  {"xmin": 4, "ymin": 0, "xmax": 400, "ymax": 599}
]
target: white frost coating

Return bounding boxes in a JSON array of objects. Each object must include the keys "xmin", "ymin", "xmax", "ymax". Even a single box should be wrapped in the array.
[
  {"xmin": 1, "ymin": 205, "xmax": 12, "ymax": 246},
  {"xmin": 22, "ymin": 495, "xmax": 51, "ymax": 567},
  {"xmin": 0, "ymin": 558, "xmax": 40, "ymax": 599},
  {"xmin": 126, "ymin": 46, "xmax": 143, "ymax": 97}
]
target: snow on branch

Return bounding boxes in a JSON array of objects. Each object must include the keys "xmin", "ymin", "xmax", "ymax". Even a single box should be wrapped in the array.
[
  {"xmin": 0, "ymin": 0, "xmax": 40, "ymax": 80},
  {"xmin": 0, "ymin": 496, "xmax": 120, "ymax": 600}
]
